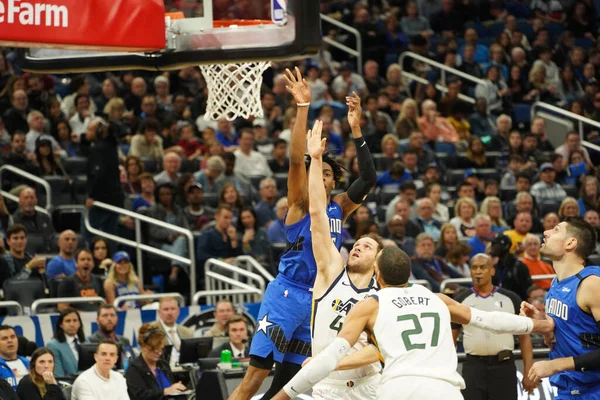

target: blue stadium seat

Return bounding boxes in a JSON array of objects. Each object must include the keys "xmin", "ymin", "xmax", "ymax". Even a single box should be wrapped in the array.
[
  {"xmin": 487, "ymin": 22, "xmax": 505, "ymax": 37},
  {"xmin": 435, "ymin": 142, "xmax": 456, "ymax": 155},
  {"xmin": 539, "ymin": 200, "xmax": 561, "ymax": 217},
  {"xmin": 513, "ymin": 103, "xmax": 531, "ymax": 124},
  {"xmin": 3, "ymin": 278, "xmax": 47, "ymax": 310},
  {"xmin": 466, "ymin": 22, "xmax": 489, "ymax": 38},
  {"xmin": 43, "ymin": 176, "xmax": 72, "ymax": 206},
  {"xmin": 517, "ymin": 20, "xmax": 534, "ymax": 37},
  {"xmin": 575, "ymin": 37, "xmax": 594, "ymax": 50},
  {"xmin": 25, "ymin": 235, "xmax": 46, "ymax": 254},
  {"xmin": 545, "ymin": 22, "xmax": 564, "ymax": 39},
  {"xmin": 53, "ymin": 205, "xmax": 84, "ymax": 233}
]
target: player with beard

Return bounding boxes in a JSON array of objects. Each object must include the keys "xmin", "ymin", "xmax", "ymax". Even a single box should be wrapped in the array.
[
  {"xmin": 521, "ymin": 217, "xmax": 600, "ymax": 398},
  {"xmin": 305, "ymin": 121, "xmax": 381, "ymax": 399}
]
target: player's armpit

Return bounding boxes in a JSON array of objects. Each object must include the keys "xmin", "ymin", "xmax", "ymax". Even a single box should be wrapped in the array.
[
  {"xmin": 579, "ymin": 275, "xmax": 600, "ymax": 322},
  {"xmin": 335, "ymin": 344, "xmax": 379, "ymax": 371}
]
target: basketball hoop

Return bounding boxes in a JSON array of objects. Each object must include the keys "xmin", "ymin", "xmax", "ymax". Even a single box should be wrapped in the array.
[{"xmin": 200, "ymin": 20, "xmax": 274, "ymax": 121}]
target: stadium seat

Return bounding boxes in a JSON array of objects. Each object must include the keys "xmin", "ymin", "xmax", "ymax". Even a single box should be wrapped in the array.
[
  {"xmin": 72, "ymin": 176, "xmax": 88, "ymax": 204},
  {"xmin": 378, "ymin": 189, "xmax": 398, "ymax": 206},
  {"xmin": 248, "ymin": 175, "xmax": 266, "ymax": 191},
  {"xmin": 43, "ymin": 175, "xmax": 72, "ymax": 206},
  {"xmin": 539, "ymin": 200, "xmax": 561, "ymax": 217},
  {"xmin": 435, "ymin": 142, "xmax": 456, "ymax": 155},
  {"xmin": 447, "ymin": 169, "xmax": 467, "ymax": 186},
  {"xmin": 586, "ymin": 254, "xmax": 600, "ymax": 266},
  {"xmin": 478, "ymin": 169, "xmax": 500, "ymax": 182},
  {"xmin": 562, "ymin": 184, "xmax": 578, "ymax": 198},
  {"xmin": 204, "ymin": 193, "xmax": 218, "ymax": 208},
  {"xmin": 575, "ymin": 37, "xmax": 594, "ymax": 50},
  {"xmin": 516, "ymin": 20, "xmax": 533, "ymax": 37},
  {"xmin": 3, "ymin": 278, "xmax": 47, "ymax": 310},
  {"xmin": 465, "ymin": 22, "xmax": 489, "ymax": 37},
  {"xmin": 513, "ymin": 103, "xmax": 531, "ymax": 125},
  {"xmin": 377, "ymin": 205, "xmax": 387, "ymax": 222},
  {"xmin": 273, "ymin": 173, "xmax": 288, "ymax": 192},
  {"xmin": 25, "ymin": 235, "xmax": 46, "ymax": 254},
  {"xmin": 485, "ymin": 151, "xmax": 502, "ymax": 166},
  {"xmin": 487, "ymin": 22, "xmax": 505, "ymax": 37},
  {"xmin": 500, "ymin": 187, "xmax": 516, "ymax": 202},
  {"xmin": 53, "ymin": 205, "xmax": 84, "ymax": 232},
  {"xmin": 141, "ymin": 157, "xmax": 159, "ymax": 174},
  {"xmin": 180, "ymin": 158, "xmax": 195, "ymax": 173},
  {"xmin": 63, "ymin": 157, "xmax": 89, "ymax": 176},
  {"xmin": 342, "ymin": 239, "xmax": 355, "ymax": 252},
  {"xmin": 545, "ymin": 22, "xmax": 564, "ymax": 39},
  {"xmin": 50, "ymin": 277, "xmax": 65, "ymax": 298}
]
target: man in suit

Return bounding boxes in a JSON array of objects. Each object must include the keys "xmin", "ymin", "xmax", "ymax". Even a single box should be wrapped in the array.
[
  {"xmin": 208, "ymin": 315, "xmax": 250, "ymax": 359},
  {"xmin": 89, "ymin": 304, "xmax": 132, "ymax": 351},
  {"xmin": 156, "ymin": 297, "xmax": 193, "ymax": 366}
]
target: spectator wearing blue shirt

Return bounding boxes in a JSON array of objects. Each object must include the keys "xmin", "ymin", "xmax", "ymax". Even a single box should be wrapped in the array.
[
  {"xmin": 376, "ymin": 161, "xmax": 413, "ymax": 190},
  {"xmin": 46, "ymin": 230, "xmax": 78, "ymax": 280},
  {"xmin": 483, "ymin": 44, "xmax": 509, "ymax": 82},
  {"xmin": 459, "ymin": 29, "xmax": 489, "ymax": 64},
  {"xmin": 130, "ymin": 173, "xmax": 156, "ymax": 213},
  {"xmin": 266, "ymin": 197, "xmax": 288, "ymax": 244},
  {"xmin": 467, "ymin": 215, "xmax": 493, "ymax": 260},
  {"xmin": 254, "ymin": 178, "xmax": 278, "ymax": 227},
  {"xmin": 215, "ymin": 119, "xmax": 238, "ymax": 150},
  {"xmin": 0, "ymin": 325, "xmax": 30, "ymax": 390}
]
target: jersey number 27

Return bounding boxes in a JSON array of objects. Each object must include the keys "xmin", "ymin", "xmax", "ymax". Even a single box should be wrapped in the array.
[{"xmin": 397, "ymin": 313, "xmax": 440, "ymax": 351}]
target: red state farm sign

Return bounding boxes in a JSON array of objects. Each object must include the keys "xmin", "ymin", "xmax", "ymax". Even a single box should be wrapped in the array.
[{"xmin": 0, "ymin": 0, "xmax": 165, "ymax": 51}]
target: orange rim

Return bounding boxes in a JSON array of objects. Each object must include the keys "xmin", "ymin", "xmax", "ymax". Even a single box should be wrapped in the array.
[{"xmin": 213, "ymin": 19, "xmax": 274, "ymax": 28}]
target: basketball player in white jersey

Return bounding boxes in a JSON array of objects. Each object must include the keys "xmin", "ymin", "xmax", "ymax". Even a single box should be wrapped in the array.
[
  {"xmin": 272, "ymin": 245, "xmax": 557, "ymax": 400},
  {"xmin": 305, "ymin": 120, "xmax": 381, "ymax": 399}
]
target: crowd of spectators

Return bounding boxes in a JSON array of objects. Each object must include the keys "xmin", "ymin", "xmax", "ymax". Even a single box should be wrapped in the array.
[{"xmin": 0, "ymin": 0, "xmax": 598, "ymax": 397}]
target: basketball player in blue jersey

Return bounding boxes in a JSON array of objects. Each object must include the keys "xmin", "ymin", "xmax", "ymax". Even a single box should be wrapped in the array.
[
  {"xmin": 229, "ymin": 67, "xmax": 377, "ymax": 400},
  {"xmin": 520, "ymin": 217, "xmax": 600, "ymax": 399}
]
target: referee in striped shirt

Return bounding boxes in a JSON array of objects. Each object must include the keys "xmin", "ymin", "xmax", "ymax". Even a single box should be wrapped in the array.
[{"xmin": 451, "ymin": 253, "xmax": 537, "ymax": 399}]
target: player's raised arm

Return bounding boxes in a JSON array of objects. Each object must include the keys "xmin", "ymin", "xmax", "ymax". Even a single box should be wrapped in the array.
[
  {"xmin": 333, "ymin": 92, "xmax": 377, "ymax": 222},
  {"xmin": 283, "ymin": 67, "xmax": 311, "ymax": 225},
  {"xmin": 307, "ymin": 121, "xmax": 345, "ymax": 291},
  {"xmin": 272, "ymin": 297, "xmax": 379, "ymax": 400}
]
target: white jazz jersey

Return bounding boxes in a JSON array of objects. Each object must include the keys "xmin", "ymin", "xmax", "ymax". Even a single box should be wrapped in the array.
[
  {"xmin": 372, "ymin": 284, "xmax": 465, "ymax": 389},
  {"xmin": 311, "ymin": 268, "xmax": 381, "ymax": 381}
]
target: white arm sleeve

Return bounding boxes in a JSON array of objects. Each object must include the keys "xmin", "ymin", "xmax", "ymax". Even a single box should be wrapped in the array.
[
  {"xmin": 468, "ymin": 307, "xmax": 534, "ymax": 335},
  {"xmin": 283, "ymin": 338, "xmax": 351, "ymax": 398}
]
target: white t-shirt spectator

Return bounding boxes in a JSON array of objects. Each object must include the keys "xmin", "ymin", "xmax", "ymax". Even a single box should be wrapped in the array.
[
  {"xmin": 233, "ymin": 149, "xmax": 273, "ymax": 178},
  {"xmin": 72, "ymin": 365, "xmax": 129, "ymax": 400},
  {"xmin": 331, "ymin": 73, "xmax": 367, "ymax": 98}
]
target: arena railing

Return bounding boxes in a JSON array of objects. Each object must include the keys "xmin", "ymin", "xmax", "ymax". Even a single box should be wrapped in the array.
[
  {"xmin": 320, "ymin": 14, "xmax": 363, "ymax": 74},
  {"xmin": 84, "ymin": 201, "xmax": 197, "ymax": 295},
  {"xmin": 0, "ymin": 301, "xmax": 24, "ymax": 316},
  {"xmin": 398, "ymin": 51, "xmax": 486, "ymax": 104},
  {"xmin": 191, "ymin": 289, "xmax": 263, "ymax": 307},
  {"xmin": 531, "ymin": 101, "xmax": 600, "ymax": 153},
  {"xmin": 1, "ymin": 190, "xmax": 51, "ymax": 217},
  {"xmin": 411, "ymin": 279, "xmax": 433, "ymax": 291},
  {"xmin": 31, "ymin": 297, "xmax": 106, "ymax": 315},
  {"xmin": 0, "ymin": 165, "xmax": 53, "ymax": 210},
  {"xmin": 440, "ymin": 274, "xmax": 556, "ymax": 293},
  {"xmin": 234, "ymin": 256, "xmax": 276, "ymax": 282},
  {"xmin": 113, "ymin": 293, "xmax": 185, "ymax": 309},
  {"xmin": 205, "ymin": 258, "xmax": 266, "ymax": 295}
]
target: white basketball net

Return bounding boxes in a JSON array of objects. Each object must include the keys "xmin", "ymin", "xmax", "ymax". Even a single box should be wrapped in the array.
[{"xmin": 200, "ymin": 61, "xmax": 271, "ymax": 121}]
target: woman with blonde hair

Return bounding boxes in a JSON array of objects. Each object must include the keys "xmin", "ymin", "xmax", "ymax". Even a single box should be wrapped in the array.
[
  {"xmin": 435, "ymin": 223, "xmax": 459, "ymax": 258},
  {"xmin": 558, "ymin": 197, "xmax": 580, "ymax": 220},
  {"xmin": 479, "ymin": 196, "xmax": 508, "ymax": 235},
  {"xmin": 380, "ymin": 133, "xmax": 400, "ymax": 170},
  {"xmin": 450, "ymin": 197, "xmax": 478, "ymax": 238},
  {"xmin": 104, "ymin": 251, "xmax": 151, "ymax": 310},
  {"xmin": 395, "ymin": 98, "xmax": 420, "ymax": 139},
  {"xmin": 523, "ymin": 63, "xmax": 559, "ymax": 103}
]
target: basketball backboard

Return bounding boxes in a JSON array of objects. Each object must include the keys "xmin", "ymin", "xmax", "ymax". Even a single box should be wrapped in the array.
[{"xmin": 16, "ymin": 0, "xmax": 321, "ymax": 73}]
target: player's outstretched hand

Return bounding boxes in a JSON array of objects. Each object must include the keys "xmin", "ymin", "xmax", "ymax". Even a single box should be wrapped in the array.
[
  {"xmin": 346, "ymin": 91, "xmax": 362, "ymax": 129},
  {"xmin": 529, "ymin": 360, "xmax": 559, "ymax": 383},
  {"xmin": 284, "ymin": 66, "xmax": 311, "ymax": 104},
  {"xmin": 521, "ymin": 374, "xmax": 537, "ymax": 394},
  {"xmin": 520, "ymin": 301, "xmax": 540, "ymax": 319},
  {"xmin": 307, "ymin": 120, "xmax": 325, "ymax": 159}
]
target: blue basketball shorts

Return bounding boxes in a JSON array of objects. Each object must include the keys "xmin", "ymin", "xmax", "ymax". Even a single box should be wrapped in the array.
[{"xmin": 250, "ymin": 274, "xmax": 312, "ymax": 365}]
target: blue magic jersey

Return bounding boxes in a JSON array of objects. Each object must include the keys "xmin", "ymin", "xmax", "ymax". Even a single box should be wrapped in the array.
[
  {"xmin": 545, "ymin": 266, "xmax": 600, "ymax": 397},
  {"xmin": 279, "ymin": 201, "xmax": 343, "ymax": 286}
]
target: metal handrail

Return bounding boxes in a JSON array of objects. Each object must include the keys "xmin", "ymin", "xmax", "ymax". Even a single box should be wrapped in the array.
[
  {"xmin": 235, "ymin": 256, "xmax": 276, "ymax": 282},
  {"xmin": 531, "ymin": 101, "xmax": 600, "ymax": 152},
  {"xmin": 191, "ymin": 288, "xmax": 263, "ymax": 306},
  {"xmin": 84, "ymin": 201, "xmax": 197, "ymax": 295},
  {"xmin": 0, "ymin": 165, "xmax": 53, "ymax": 210},
  {"xmin": 321, "ymin": 14, "xmax": 363, "ymax": 74},
  {"xmin": 0, "ymin": 190, "xmax": 51, "ymax": 217},
  {"xmin": 440, "ymin": 274, "xmax": 557, "ymax": 293},
  {"xmin": 205, "ymin": 258, "xmax": 266, "ymax": 294},
  {"xmin": 0, "ymin": 301, "xmax": 24, "ymax": 316},
  {"xmin": 113, "ymin": 293, "xmax": 185, "ymax": 308},
  {"xmin": 400, "ymin": 69, "xmax": 477, "ymax": 104},
  {"xmin": 205, "ymin": 270, "xmax": 264, "ymax": 294},
  {"xmin": 399, "ymin": 51, "xmax": 486, "ymax": 87},
  {"xmin": 31, "ymin": 297, "xmax": 106, "ymax": 315},
  {"xmin": 411, "ymin": 279, "xmax": 432, "ymax": 291}
]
